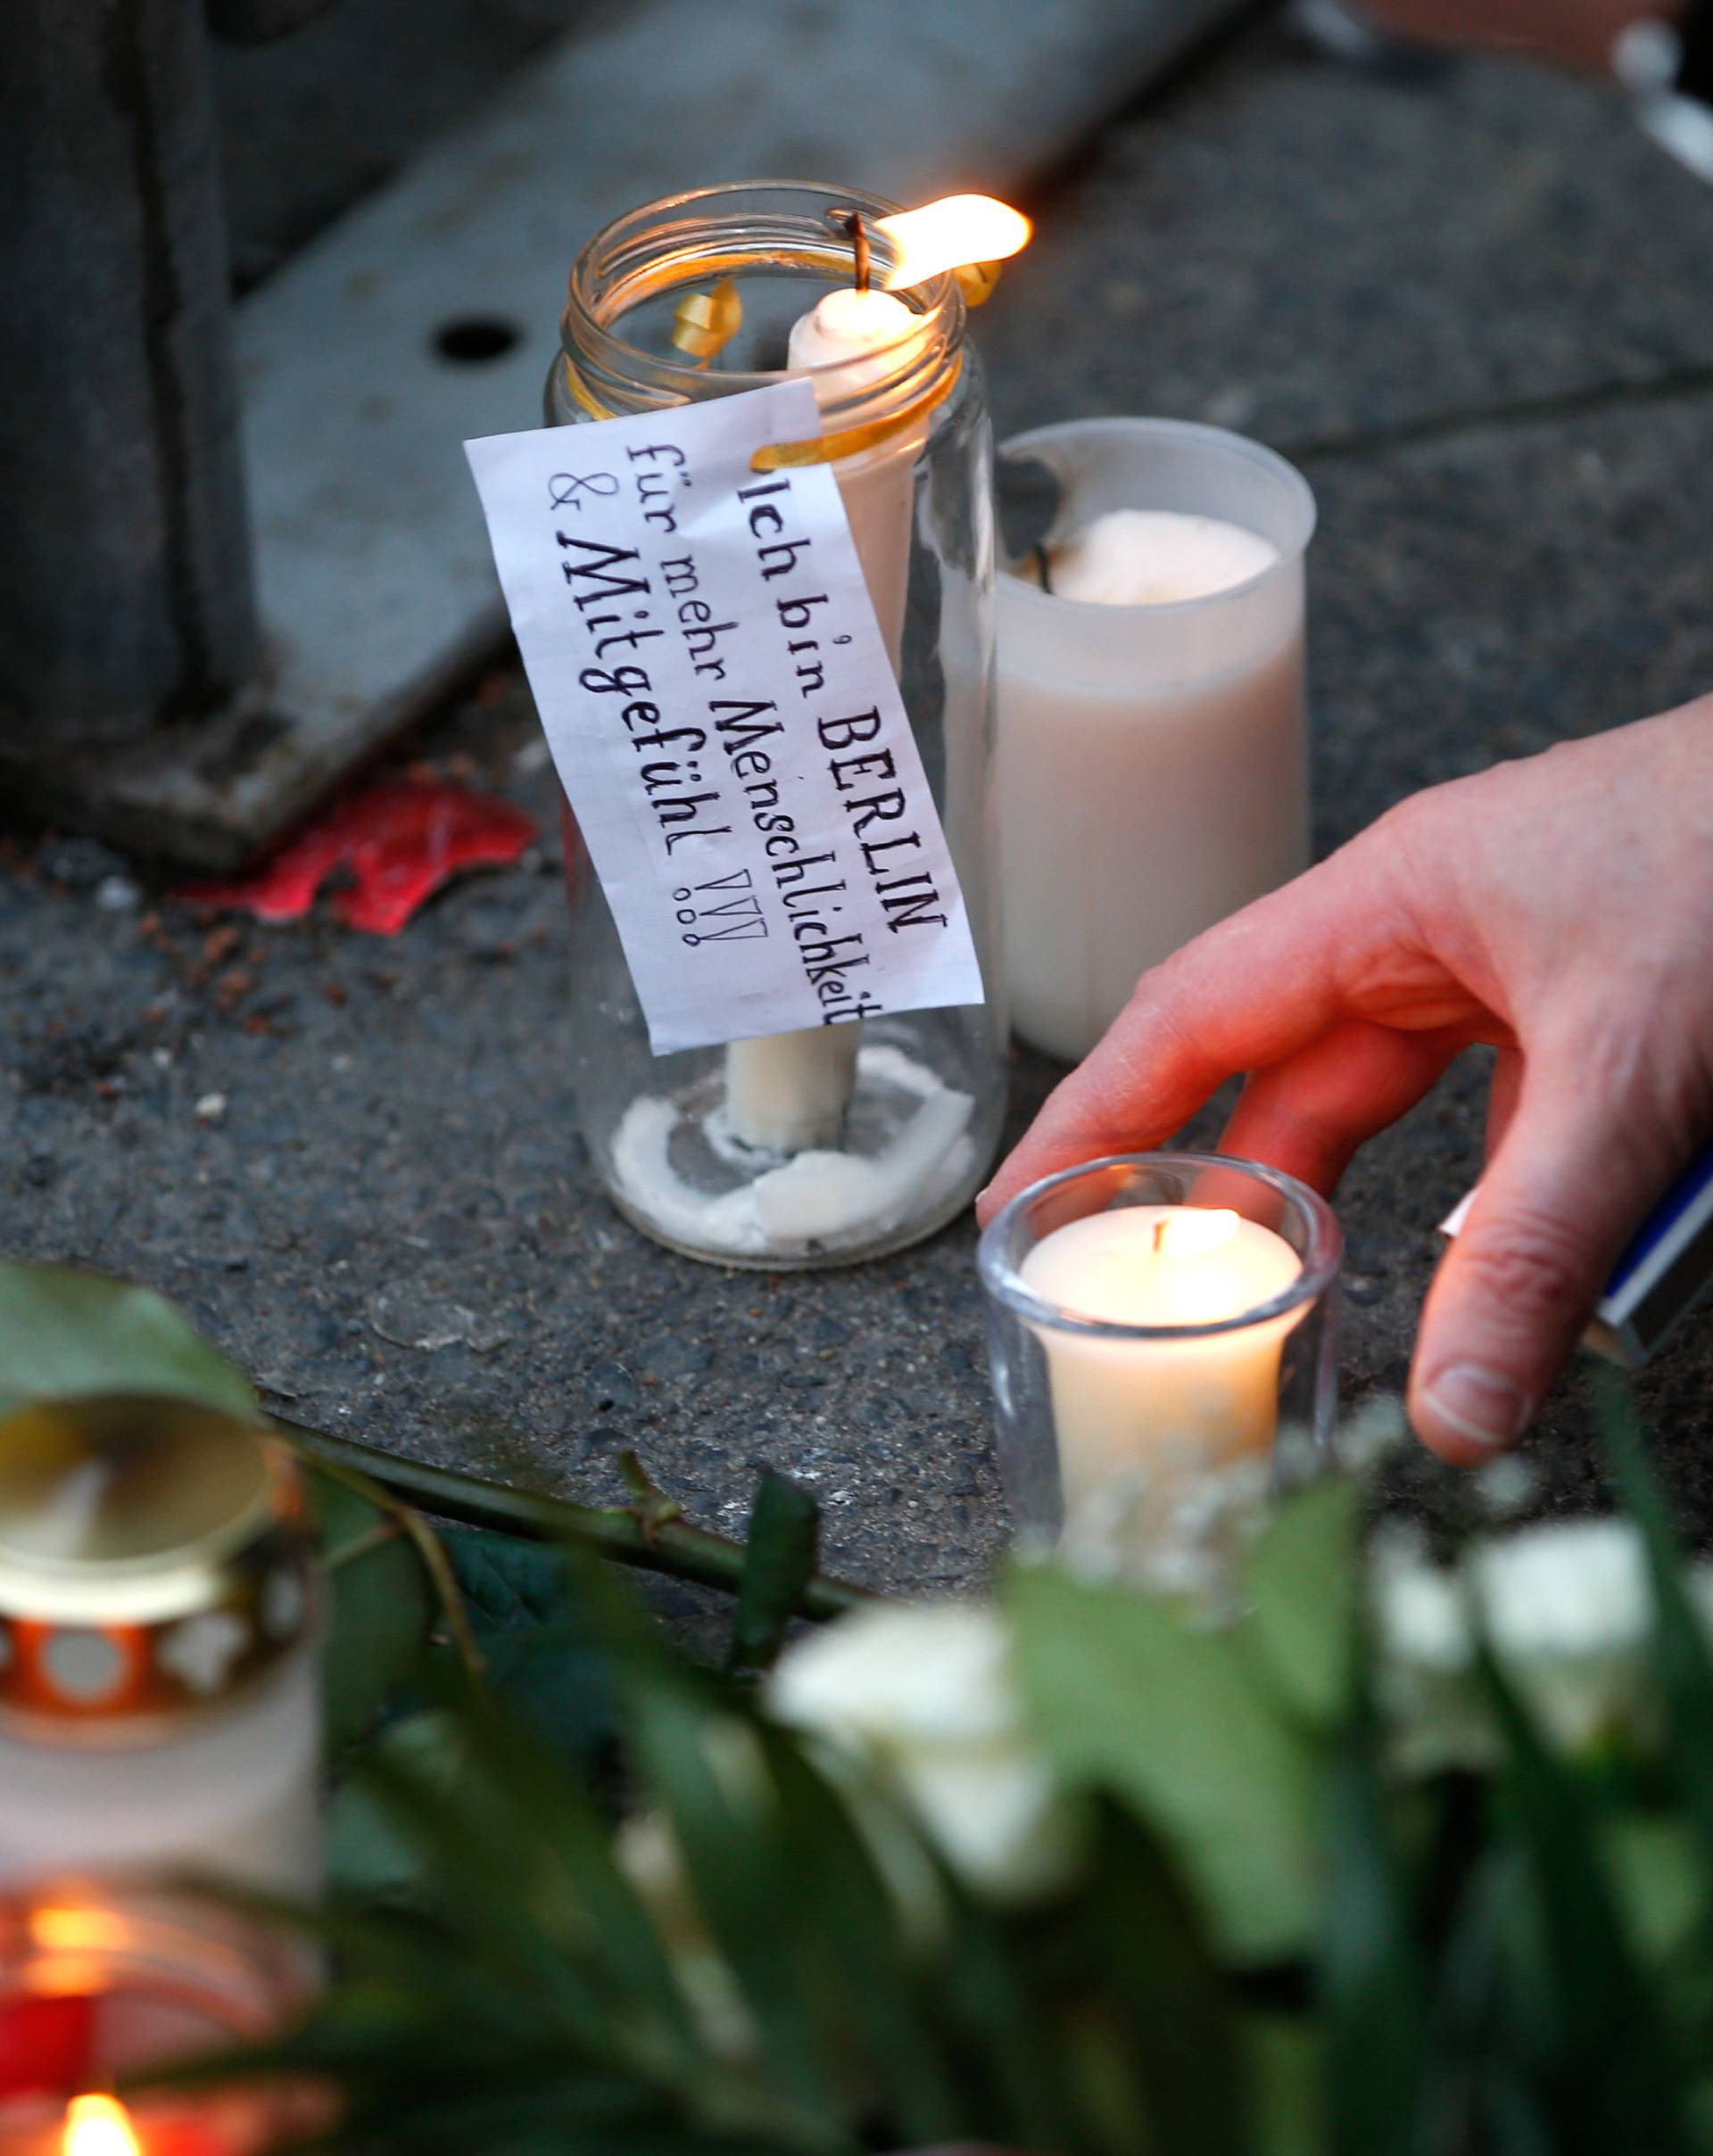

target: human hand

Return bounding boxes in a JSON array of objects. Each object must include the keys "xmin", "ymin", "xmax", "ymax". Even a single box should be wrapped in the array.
[
  {"xmin": 979, "ymin": 703, "xmax": 1713, "ymax": 1461},
  {"xmin": 1353, "ymin": 0, "xmax": 1659, "ymax": 72}
]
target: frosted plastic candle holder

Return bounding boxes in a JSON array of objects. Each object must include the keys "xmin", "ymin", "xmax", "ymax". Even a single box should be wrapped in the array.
[
  {"xmin": 978, "ymin": 1152, "xmax": 1342, "ymax": 1551},
  {"xmin": 996, "ymin": 418, "xmax": 1316, "ymax": 1063}
]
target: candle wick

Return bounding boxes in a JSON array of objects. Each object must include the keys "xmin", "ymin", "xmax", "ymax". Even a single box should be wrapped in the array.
[
  {"xmin": 1153, "ymin": 1218, "xmax": 1168, "ymax": 1256},
  {"xmin": 1032, "ymin": 541, "xmax": 1054, "ymax": 595},
  {"xmin": 836, "ymin": 209, "xmax": 872, "ymax": 294}
]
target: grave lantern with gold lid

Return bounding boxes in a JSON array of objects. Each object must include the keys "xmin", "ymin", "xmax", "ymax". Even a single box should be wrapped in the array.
[
  {"xmin": 0, "ymin": 1392, "xmax": 321, "ymax": 1893},
  {"xmin": 0, "ymin": 1395, "xmax": 323, "ymax": 2151}
]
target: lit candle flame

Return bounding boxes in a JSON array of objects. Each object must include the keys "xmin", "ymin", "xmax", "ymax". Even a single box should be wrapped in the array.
[
  {"xmin": 1152, "ymin": 1208, "xmax": 1243, "ymax": 1259},
  {"xmin": 62, "ymin": 2095, "xmax": 142, "ymax": 2156},
  {"xmin": 875, "ymin": 194, "xmax": 1031, "ymax": 292},
  {"xmin": 32, "ymin": 1906, "xmax": 136, "ymax": 1954}
]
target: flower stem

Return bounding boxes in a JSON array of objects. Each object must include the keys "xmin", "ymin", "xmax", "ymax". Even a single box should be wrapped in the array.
[{"xmin": 271, "ymin": 1417, "xmax": 876, "ymax": 1622}]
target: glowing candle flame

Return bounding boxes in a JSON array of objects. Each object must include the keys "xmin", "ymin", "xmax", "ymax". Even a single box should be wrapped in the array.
[
  {"xmin": 1152, "ymin": 1208, "xmax": 1243, "ymax": 1259},
  {"xmin": 875, "ymin": 194, "xmax": 1031, "ymax": 292},
  {"xmin": 62, "ymin": 2095, "xmax": 142, "ymax": 2156}
]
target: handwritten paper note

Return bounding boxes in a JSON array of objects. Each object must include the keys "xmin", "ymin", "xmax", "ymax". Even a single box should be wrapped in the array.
[{"xmin": 465, "ymin": 382, "xmax": 983, "ymax": 1054}]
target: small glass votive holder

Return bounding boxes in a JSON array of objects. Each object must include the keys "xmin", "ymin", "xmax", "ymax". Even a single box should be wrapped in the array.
[
  {"xmin": 0, "ymin": 1885, "xmax": 311, "ymax": 2152},
  {"xmin": 995, "ymin": 417, "xmax": 1316, "ymax": 1064},
  {"xmin": 978, "ymin": 1152, "xmax": 1342, "ymax": 1563}
]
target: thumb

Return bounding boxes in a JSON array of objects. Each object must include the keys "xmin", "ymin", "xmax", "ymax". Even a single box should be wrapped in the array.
[{"xmin": 1411, "ymin": 1048, "xmax": 1682, "ymax": 1463}]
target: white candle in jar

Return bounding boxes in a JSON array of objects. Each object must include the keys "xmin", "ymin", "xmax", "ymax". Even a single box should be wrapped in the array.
[
  {"xmin": 1048, "ymin": 509, "xmax": 1277, "ymax": 607},
  {"xmin": 996, "ymin": 421, "xmax": 1314, "ymax": 1065},
  {"xmin": 785, "ymin": 284, "xmax": 924, "ymax": 665},
  {"xmin": 721, "ymin": 282, "xmax": 928, "ymax": 1156},
  {"xmin": 1020, "ymin": 1205, "xmax": 1303, "ymax": 1518},
  {"xmin": 722, "ymin": 1024, "xmax": 862, "ymax": 1155}
]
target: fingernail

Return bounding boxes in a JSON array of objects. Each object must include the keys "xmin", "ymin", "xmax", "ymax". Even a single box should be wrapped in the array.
[{"xmin": 1421, "ymin": 1365, "xmax": 1531, "ymax": 1450}]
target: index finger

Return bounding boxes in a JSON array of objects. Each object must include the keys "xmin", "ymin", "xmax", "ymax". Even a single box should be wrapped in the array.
[{"xmin": 977, "ymin": 835, "xmax": 1446, "ymax": 1222}]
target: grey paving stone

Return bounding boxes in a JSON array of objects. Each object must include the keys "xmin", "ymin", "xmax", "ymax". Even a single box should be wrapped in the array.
[{"xmin": 980, "ymin": 18, "xmax": 1713, "ymax": 450}]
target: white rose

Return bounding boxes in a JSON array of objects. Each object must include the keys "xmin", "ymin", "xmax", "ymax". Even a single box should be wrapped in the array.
[
  {"xmin": 1375, "ymin": 1516, "xmax": 1713, "ymax": 1766},
  {"xmin": 1472, "ymin": 1518, "xmax": 1659, "ymax": 1754},
  {"xmin": 1370, "ymin": 1526, "xmax": 1491, "ymax": 1773},
  {"xmin": 767, "ymin": 1600, "xmax": 1074, "ymax": 1901}
]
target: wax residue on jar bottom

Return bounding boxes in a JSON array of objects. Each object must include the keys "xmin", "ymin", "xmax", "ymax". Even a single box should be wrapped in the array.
[{"xmin": 611, "ymin": 1044, "xmax": 975, "ymax": 1258}]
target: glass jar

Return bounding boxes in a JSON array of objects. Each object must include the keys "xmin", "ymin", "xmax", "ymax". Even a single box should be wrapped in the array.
[
  {"xmin": 546, "ymin": 181, "xmax": 1005, "ymax": 1268},
  {"xmin": 978, "ymin": 1152, "xmax": 1342, "ymax": 1565}
]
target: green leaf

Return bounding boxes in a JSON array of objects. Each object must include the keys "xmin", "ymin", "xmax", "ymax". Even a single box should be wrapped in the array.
[
  {"xmin": 1429, "ymin": 1845, "xmax": 1530, "ymax": 2155},
  {"xmin": 1483, "ymin": 2072, "xmax": 1561, "ymax": 2156},
  {"xmin": 350, "ymin": 1737, "xmax": 621, "ymax": 2045},
  {"xmin": 0, "ymin": 1260, "xmax": 257, "ymax": 1420},
  {"xmin": 1245, "ymin": 2015, "xmax": 1324, "ymax": 2156},
  {"xmin": 208, "ymin": 2011, "xmax": 782, "ymax": 2155},
  {"xmin": 1078, "ymin": 1797, "xmax": 1250, "ymax": 2156},
  {"xmin": 1478, "ymin": 1636, "xmax": 1690, "ymax": 2156},
  {"xmin": 400, "ymin": 1672, "xmax": 706, "ymax": 2078},
  {"xmin": 757, "ymin": 1722, "xmax": 964, "ymax": 2146},
  {"xmin": 628, "ymin": 1681, "xmax": 852, "ymax": 2147},
  {"xmin": 1606, "ymin": 1813, "xmax": 1706, "ymax": 1970},
  {"xmin": 327, "ymin": 1710, "xmax": 469, "ymax": 1897},
  {"xmin": 1318, "ymin": 1712, "xmax": 1425, "ymax": 2156},
  {"xmin": 440, "ymin": 1527, "xmax": 617, "ymax": 1764},
  {"xmin": 310, "ymin": 1466, "xmax": 437, "ymax": 1758},
  {"xmin": 931, "ymin": 1894, "xmax": 1079, "ymax": 2152},
  {"xmin": 1245, "ymin": 1476, "xmax": 1362, "ymax": 1728},
  {"xmin": 1007, "ymin": 1562, "xmax": 1320, "ymax": 1962},
  {"xmin": 448, "ymin": 1525, "xmax": 583, "ymax": 1632},
  {"xmin": 1598, "ymin": 1373, "xmax": 1713, "ymax": 1879},
  {"xmin": 727, "ymin": 1472, "xmax": 821, "ymax": 1673},
  {"xmin": 476, "ymin": 1625, "xmax": 619, "ymax": 1766}
]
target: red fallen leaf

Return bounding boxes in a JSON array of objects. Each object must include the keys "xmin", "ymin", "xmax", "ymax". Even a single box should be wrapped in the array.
[
  {"xmin": 0, "ymin": 1991, "xmax": 95, "ymax": 2098},
  {"xmin": 178, "ymin": 781, "xmax": 536, "ymax": 937}
]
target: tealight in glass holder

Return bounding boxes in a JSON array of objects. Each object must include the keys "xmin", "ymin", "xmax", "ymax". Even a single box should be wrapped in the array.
[
  {"xmin": 978, "ymin": 1153, "xmax": 1342, "ymax": 1559},
  {"xmin": 995, "ymin": 418, "xmax": 1316, "ymax": 1063},
  {"xmin": 0, "ymin": 1886, "xmax": 308, "ymax": 2153},
  {"xmin": 546, "ymin": 181, "xmax": 1005, "ymax": 1268}
]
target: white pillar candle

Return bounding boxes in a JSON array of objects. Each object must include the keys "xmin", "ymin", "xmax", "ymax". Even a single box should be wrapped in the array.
[
  {"xmin": 784, "ymin": 285, "xmax": 924, "ymax": 666},
  {"xmin": 1047, "ymin": 508, "xmax": 1277, "ymax": 607},
  {"xmin": 996, "ymin": 420, "xmax": 1314, "ymax": 1064},
  {"xmin": 722, "ymin": 1024, "xmax": 861, "ymax": 1154},
  {"xmin": 1020, "ymin": 1205, "xmax": 1303, "ymax": 1519},
  {"xmin": 722, "ymin": 283, "xmax": 928, "ymax": 1155}
]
